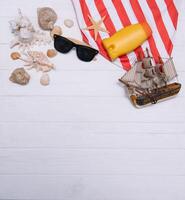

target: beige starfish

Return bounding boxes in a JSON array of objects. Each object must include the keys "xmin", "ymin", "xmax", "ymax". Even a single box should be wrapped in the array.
[{"xmin": 84, "ymin": 15, "xmax": 109, "ymax": 41}]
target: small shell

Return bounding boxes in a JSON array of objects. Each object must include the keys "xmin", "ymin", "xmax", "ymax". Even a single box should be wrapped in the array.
[
  {"xmin": 11, "ymin": 52, "xmax": 21, "ymax": 60},
  {"xmin": 47, "ymin": 49, "xmax": 57, "ymax": 58},
  {"xmin": 40, "ymin": 73, "xmax": 50, "ymax": 86},
  {"xmin": 64, "ymin": 19, "xmax": 74, "ymax": 28},
  {"xmin": 9, "ymin": 68, "xmax": 30, "ymax": 85},
  {"xmin": 50, "ymin": 26, "xmax": 62, "ymax": 38},
  {"xmin": 37, "ymin": 7, "xmax": 57, "ymax": 30}
]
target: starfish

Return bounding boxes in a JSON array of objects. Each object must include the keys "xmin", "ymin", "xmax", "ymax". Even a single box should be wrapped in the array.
[{"xmin": 84, "ymin": 15, "xmax": 109, "ymax": 41}]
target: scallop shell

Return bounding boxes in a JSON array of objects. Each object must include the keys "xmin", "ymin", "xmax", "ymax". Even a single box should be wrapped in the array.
[
  {"xmin": 37, "ymin": 7, "xmax": 57, "ymax": 30},
  {"xmin": 40, "ymin": 73, "xmax": 50, "ymax": 86},
  {"xmin": 11, "ymin": 52, "xmax": 21, "ymax": 60},
  {"xmin": 9, "ymin": 68, "xmax": 30, "ymax": 85},
  {"xmin": 47, "ymin": 49, "xmax": 57, "ymax": 58},
  {"xmin": 50, "ymin": 26, "xmax": 62, "ymax": 38},
  {"xmin": 64, "ymin": 19, "xmax": 74, "ymax": 28}
]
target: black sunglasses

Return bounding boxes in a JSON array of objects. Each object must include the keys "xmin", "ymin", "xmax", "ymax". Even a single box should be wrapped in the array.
[{"xmin": 53, "ymin": 34, "xmax": 99, "ymax": 62}]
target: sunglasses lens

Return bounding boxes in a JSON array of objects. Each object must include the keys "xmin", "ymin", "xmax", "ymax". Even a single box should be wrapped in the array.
[
  {"xmin": 77, "ymin": 46, "xmax": 99, "ymax": 62},
  {"xmin": 54, "ymin": 35, "xmax": 73, "ymax": 53}
]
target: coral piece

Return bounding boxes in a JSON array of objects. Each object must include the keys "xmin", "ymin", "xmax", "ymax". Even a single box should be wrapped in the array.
[
  {"xmin": 9, "ymin": 68, "xmax": 30, "ymax": 85},
  {"xmin": 18, "ymin": 51, "xmax": 54, "ymax": 72},
  {"xmin": 40, "ymin": 73, "xmax": 50, "ymax": 86},
  {"xmin": 37, "ymin": 7, "xmax": 57, "ymax": 30},
  {"xmin": 11, "ymin": 52, "xmax": 21, "ymax": 60},
  {"xmin": 9, "ymin": 9, "xmax": 51, "ymax": 50},
  {"xmin": 64, "ymin": 19, "xmax": 74, "ymax": 28},
  {"xmin": 47, "ymin": 49, "xmax": 57, "ymax": 58},
  {"xmin": 50, "ymin": 26, "xmax": 62, "ymax": 38}
]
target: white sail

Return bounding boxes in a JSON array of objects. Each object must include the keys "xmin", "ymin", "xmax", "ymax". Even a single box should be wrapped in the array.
[
  {"xmin": 120, "ymin": 62, "xmax": 142, "ymax": 85},
  {"xmin": 163, "ymin": 58, "xmax": 177, "ymax": 81}
]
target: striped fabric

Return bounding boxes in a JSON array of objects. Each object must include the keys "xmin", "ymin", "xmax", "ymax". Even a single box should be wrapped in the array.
[{"xmin": 72, "ymin": 0, "xmax": 182, "ymax": 71}]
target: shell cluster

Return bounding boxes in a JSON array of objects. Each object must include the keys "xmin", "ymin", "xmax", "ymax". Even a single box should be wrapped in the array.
[
  {"xmin": 10, "ymin": 7, "xmax": 76, "ymax": 87},
  {"xmin": 10, "ymin": 51, "xmax": 54, "ymax": 86},
  {"xmin": 9, "ymin": 9, "xmax": 51, "ymax": 50}
]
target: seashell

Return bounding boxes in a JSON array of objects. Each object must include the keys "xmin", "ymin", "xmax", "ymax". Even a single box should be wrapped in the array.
[
  {"xmin": 40, "ymin": 73, "xmax": 50, "ymax": 86},
  {"xmin": 9, "ymin": 68, "xmax": 30, "ymax": 85},
  {"xmin": 11, "ymin": 52, "xmax": 21, "ymax": 60},
  {"xmin": 18, "ymin": 28, "xmax": 34, "ymax": 43},
  {"xmin": 26, "ymin": 51, "xmax": 54, "ymax": 72},
  {"xmin": 64, "ymin": 19, "xmax": 74, "ymax": 28},
  {"xmin": 47, "ymin": 49, "xmax": 57, "ymax": 58},
  {"xmin": 50, "ymin": 26, "xmax": 62, "ymax": 38},
  {"xmin": 9, "ymin": 9, "xmax": 51, "ymax": 49},
  {"xmin": 37, "ymin": 7, "xmax": 57, "ymax": 30}
]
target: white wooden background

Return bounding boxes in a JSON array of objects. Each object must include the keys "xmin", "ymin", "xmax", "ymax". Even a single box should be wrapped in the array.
[{"xmin": 0, "ymin": 0, "xmax": 185, "ymax": 199}]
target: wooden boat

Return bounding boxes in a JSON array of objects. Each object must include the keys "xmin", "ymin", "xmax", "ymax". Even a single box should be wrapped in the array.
[{"xmin": 119, "ymin": 49, "xmax": 181, "ymax": 108}]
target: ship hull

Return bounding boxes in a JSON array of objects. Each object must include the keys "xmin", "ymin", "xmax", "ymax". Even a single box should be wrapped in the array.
[{"xmin": 130, "ymin": 82, "xmax": 181, "ymax": 107}]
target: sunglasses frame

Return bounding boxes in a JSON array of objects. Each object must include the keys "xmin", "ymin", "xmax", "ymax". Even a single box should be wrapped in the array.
[{"xmin": 53, "ymin": 34, "xmax": 99, "ymax": 62}]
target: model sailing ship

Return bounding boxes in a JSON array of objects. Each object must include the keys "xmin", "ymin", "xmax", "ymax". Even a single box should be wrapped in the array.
[{"xmin": 119, "ymin": 49, "xmax": 181, "ymax": 107}]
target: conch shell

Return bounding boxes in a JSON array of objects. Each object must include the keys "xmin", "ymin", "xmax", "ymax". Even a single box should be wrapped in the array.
[{"xmin": 37, "ymin": 7, "xmax": 57, "ymax": 30}]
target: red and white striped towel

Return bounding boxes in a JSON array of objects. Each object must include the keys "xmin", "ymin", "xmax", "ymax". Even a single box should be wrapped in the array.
[{"xmin": 72, "ymin": 0, "xmax": 182, "ymax": 71}]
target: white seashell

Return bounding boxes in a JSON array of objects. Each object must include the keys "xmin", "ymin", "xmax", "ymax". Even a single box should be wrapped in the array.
[
  {"xmin": 50, "ymin": 26, "xmax": 62, "ymax": 38},
  {"xmin": 37, "ymin": 7, "xmax": 57, "ymax": 30},
  {"xmin": 64, "ymin": 19, "xmax": 74, "ymax": 28},
  {"xmin": 10, "ymin": 10, "xmax": 50, "ymax": 49},
  {"xmin": 40, "ymin": 73, "xmax": 50, "ymax": 86},
  {"xmin": 18, "ymin": 28, "xmax": 34, "ymax": 43}
]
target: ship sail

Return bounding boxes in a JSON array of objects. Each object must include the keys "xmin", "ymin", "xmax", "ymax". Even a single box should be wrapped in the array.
[
  {"xmin": 120, "ymin": 61, "xmax": 142, "ymax": 87},
  {"xmin": 163, "ymin": 58, "xmax": 177, "ymax": 81}
]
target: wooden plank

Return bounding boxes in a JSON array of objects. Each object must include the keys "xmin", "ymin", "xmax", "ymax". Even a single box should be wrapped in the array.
[
  {"xmin": 0, "ymin": 175, "xmax": 185, "ymax": 200},
  {"xmin": 0, "ymin": 70, "xmax": 183, "ymax": 96},
  {"xmin": 0, "ymin": 44, "xmax": 119, "ymax": 71},
  {"xmin": 0, "ymin": 96, "xmax": 184, "ymax": 123},
  {"xmin": 0, "ymin": 70, "xmax": 124, "ymax": 96},
  {"xmin": 0, "ymin": 149, "xmax": 185, "ymax": 175},
  {"xmin": 1, "ymin": 17, "xmax": 184, "ymax": 44},
  {"xmin": 0, "ymin": 1, "xmax": 184, "ymax": 200},
  {"xmin": 0, "ymin": 46, "xmax": 184, "ymax": 71},
  {"xmin": 0, "ymin": 122, "xmax": 185, "ymax": 149},
  {"xmin": 0, "ymin": 44, "xmax": 183, "ymax": 71},
  {"xmin": 0, "ymin": 0, "xmax": 76, "ymax": 18}
]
